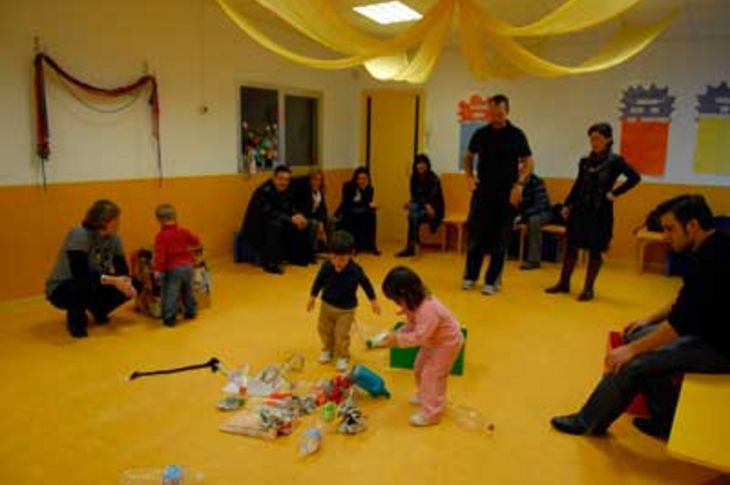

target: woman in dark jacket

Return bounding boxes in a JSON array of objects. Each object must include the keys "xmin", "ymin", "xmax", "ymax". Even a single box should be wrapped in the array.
[
  {"xmin": 396, "ymin": 153, "xmax": 445, "ymax": 257},
  {"xmin": 335, "ymin": 167, "xmax": 380, "ymax": 255},
  {"xmin": 292, "ymin": 168, "xmax": 330, "ymax": 251},
  {"xmin": 546, "ymin": 122, "xmax": 641, "ymax": 301}
]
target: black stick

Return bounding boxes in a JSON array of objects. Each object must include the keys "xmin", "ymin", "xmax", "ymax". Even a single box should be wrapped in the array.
[{"xmin": 129, "ymin": 357, "xmax": 221, "ymax": 381}]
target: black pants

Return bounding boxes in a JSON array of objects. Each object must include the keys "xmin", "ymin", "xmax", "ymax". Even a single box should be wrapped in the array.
[
  {"xmin": 339, "ymin": 210, "xmax": 377, "ymax": 252},
  {"xmin": 464, "ymin": 190, "xmax": 514, "ymax": 285},
  {"xmin": 577, "ymin": 324, "xmax": 730, "ymax": 433},
  {"xmin": 262, "ymin": 218, "xmax": 316, "ymax": 266},
  {"xmin": 48, "ymin": 279, "xmax": 134, "ymax": 331}
]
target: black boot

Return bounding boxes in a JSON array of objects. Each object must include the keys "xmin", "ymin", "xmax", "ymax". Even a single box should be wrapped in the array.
[
  {"xmin": 546, "ymin": 249, "xmax": 577, "ymax": 294},
  {"xmin": 578, "ymin": 253, "xmax": 602, "ymax": 302}
]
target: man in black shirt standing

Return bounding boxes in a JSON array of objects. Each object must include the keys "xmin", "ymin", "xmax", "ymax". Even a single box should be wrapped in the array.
[
  {"xmin": 462, "ymin": 95, "xmax": 534, "ymax": 294},
  {"xmin": 551, "ymin": 195, "xmax": 730, "ymax": 439}
]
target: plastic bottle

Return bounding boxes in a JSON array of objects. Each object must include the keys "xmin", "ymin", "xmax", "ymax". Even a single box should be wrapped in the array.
[
  {"xmin": 298, "ymin": 425, "xmax": 322, "ymax": 457},
  {"xmin": 448, "ymin": 402, "xmax": 495, "ymax": 435},
  {"xmin": 349, "ymin": 364, "xmax": 391, "ymax": 398},
  {"xmin": 120, "ymin": 465, "xmax": 204, "ymax": 484}
]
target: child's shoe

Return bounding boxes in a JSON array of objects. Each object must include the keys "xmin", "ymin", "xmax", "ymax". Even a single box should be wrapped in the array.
[
  {"xmin": 317, "ymin": 351, "xmax": 332, "ymax": 364},
  {"xmin": 409, "ymin": 413, "xmax": 436, "ymax": 427},
  {"xmin": 335, "ymin": 357, "xmax": 350, "ymax": 372}
]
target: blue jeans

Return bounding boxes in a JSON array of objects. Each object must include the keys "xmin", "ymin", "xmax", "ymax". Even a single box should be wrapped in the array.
[
  {"xmin": 407, "ymin": 202, "xmax": 429, "ymax": 244},
  {"xmin": 161, "ymin": 265, "xmax": 196, "ymax": 322},
  {"xmin": 577, "ymin": 323, "xmax": 730, "ymax": 433}
]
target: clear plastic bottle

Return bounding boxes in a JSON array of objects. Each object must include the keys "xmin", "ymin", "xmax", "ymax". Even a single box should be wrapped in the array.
[
  {"xmin": 120, "ymin": 465, "xmax": 204, "ymax": 484},
  {"xmin": 448, "ymin": 402, "xmax": 496, "ymax": 435},
  {"xmin": 298, "ymin": 425, "xmax": 322, "ymax": 457}
]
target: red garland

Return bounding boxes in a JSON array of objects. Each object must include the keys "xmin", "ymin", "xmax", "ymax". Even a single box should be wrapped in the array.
[{"xmin": 33, "ymin": 53, "xmax": 162, "ymax": 185}]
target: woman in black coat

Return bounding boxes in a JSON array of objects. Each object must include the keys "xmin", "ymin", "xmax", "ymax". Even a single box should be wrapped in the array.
[
  {"xmin": 546, "ymin": 122, "xmax": 641, "ymax": 301},
  {"xmin": 292, "ymin": 168, "xmax": 330, "ymax": 251},
  {"xmin": 335, "ymin": 167, "xmax": 380, "ymax": 255},
  {"xmin": 396, "ymin": 153, "xmax": 445, "ymax": 257}
]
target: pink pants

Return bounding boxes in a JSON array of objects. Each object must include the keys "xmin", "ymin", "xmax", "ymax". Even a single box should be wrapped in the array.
[{"xmin": 414, "ymin": 343, "xmax": 462, "ymax": 422}]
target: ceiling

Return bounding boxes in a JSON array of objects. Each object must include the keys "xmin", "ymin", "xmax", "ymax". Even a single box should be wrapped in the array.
[{"xmin": 228, "ymin": 0, "xmax": 730, "ymax": 55}]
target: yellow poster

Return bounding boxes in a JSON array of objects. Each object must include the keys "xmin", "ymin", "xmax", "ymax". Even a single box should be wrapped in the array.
[
  {"xmin": 693, "ymin": 117, "xmax": 730, "ymax": 175},
  {"xmin": 693, "ymin": 82, "xmax": 730, "ymax": 176}
]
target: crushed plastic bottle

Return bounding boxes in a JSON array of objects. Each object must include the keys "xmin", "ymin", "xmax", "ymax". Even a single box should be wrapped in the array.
[
  {"xmin": 448, "ymin": 402, "xmax": 495, "ymax": 435},
  {"xmin": 120, "ymin": 464, "xmax": 204, "ymax": 484},
  {"xmin": 298, "ymin": 425, "xmax": 322, "ymax": 457}
]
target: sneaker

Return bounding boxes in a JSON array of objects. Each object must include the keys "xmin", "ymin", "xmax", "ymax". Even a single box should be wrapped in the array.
[
  {"xmin": 409, "ymin": 413, "xmax": 436, "ymax": 427},
  {"xmin": 519, "ymin": 261, "xmax": 541, "ymax": 270},
  {"xmin": 481, "ymin": 283, "xmax": 499, "ymax": 295},
  {"xmin": 408, "ymin": 393, "xmax": 421, "ymax": 405},
  {"xmin": 335, "ymin": 357, "xmax": 350, "ymax": 372},
  {"xmin": 318, "ymin": 351, "xmax": 332, "ymax": 364},
  {"xmin": 461, "ymin": 279, "xmax": 475, "ymax": 290}
]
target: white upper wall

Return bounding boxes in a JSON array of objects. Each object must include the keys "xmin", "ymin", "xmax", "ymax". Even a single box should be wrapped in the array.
[
  {"xmin": 0, "ymin": 0, "xmax": 361, "ymax": 186},
  {"xmin": 423, "ymin": 38, "xmax": 730, "ymax": 186}
]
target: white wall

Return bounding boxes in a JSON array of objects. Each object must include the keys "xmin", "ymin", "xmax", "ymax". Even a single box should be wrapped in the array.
[
  {"xmin": 0, "ymin": 0, "xmax": 361, "ymax": 186},
  {"xmin": 423, "ymin": 40, "xmax": 730, "ymax": 186}
]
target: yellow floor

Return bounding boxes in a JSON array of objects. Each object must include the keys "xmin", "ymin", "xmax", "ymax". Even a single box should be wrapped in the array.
[{"xmin": 0, "ymin": 248, "xmax": 725, "ymax": 484}]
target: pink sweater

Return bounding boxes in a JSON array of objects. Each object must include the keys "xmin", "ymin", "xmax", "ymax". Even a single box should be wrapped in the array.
[{"xmin": 395, "ymin": 297, "xmax": 463, "ymax": 349}]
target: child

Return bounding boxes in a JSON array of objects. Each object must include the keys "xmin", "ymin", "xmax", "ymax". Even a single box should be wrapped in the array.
[
  {"xmin": 370, "ymin": 266, "xmax": 464, "ymax": 426},
  {"xmin": 154, "ymin": 204, "xmax": 201, "ymax": 326},
  {"xmin": 307, "ymin": 231, "xmax": 381, "ymax": 372}
]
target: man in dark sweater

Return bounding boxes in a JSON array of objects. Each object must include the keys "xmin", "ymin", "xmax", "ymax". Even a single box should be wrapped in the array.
[
  {"xmin": 515, "ymin": 172, "xmax": 552, "ymax": 269},
  {"xmin": 551, "ymin": 195, "xmax": 730, "ymax": 439},
  {"xmin": 307, "ymin": 231, "xmax": 381, "ymax": 372}
]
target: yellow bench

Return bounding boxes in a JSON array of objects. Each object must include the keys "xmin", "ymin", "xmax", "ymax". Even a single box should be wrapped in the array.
[{"xmin": 668, "ymin": 373, "xmax": 730, "ymax": 472}]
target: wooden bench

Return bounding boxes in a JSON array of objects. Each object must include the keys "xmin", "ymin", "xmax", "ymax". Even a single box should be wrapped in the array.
[
  {"xmin": 635, "ymin": 229, "xmax": 670, "ymax": 274},
  {"xmin": 514, "ymin": 223, "xmax": 570, "ymax": 262},
  {"xmin": 668, "ymin": 374, "xmax": 730, "ymax": 472}
]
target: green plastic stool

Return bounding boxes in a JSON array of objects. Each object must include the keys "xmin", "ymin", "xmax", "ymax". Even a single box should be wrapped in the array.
[{"xmin": 389, "ymin": 322, "xmax": 467, "ymax": 376}]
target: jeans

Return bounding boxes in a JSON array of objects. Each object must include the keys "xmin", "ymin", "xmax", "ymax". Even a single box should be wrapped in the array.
[
  {"xmin": 407, "ymin": 202, "xmax": 429, "ymax": 244},
  {"xmin": 523, "ymin": 211, "xmax": 553, "ymax": 263},
  {"xmin": 577, "ymin": 323, "xmax": 730, "ymax": 433},
  {"xmin": 161, "ymin": 265, "xmax": 196, "ymax": 322}
]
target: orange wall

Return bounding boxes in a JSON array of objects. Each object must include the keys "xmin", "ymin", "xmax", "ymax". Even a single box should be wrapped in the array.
[
  {"xmin": 0, "ymin": 170, "xmax": 352, "ymax": 301},
  {"xmin": 441, "ymin": 173, "xmax": 730, "ymax": 260},
  {"xmin": 1, "ymin": 170, "xmax": 727, "ymax": 301}
]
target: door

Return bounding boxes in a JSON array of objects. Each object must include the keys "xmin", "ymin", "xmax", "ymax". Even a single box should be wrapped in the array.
[{"xmin": 361, "ymin": 89, "xmax": 424, "ymax": 247}]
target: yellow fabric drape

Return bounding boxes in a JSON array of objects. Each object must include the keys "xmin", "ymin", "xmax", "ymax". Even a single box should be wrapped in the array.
[
  {"xmin": 462, "ymin": 0, "xmax": 680, "ymax": 78},
  {"xmin": 214, "ymin": 0, "xmax": 679, "ymax": 83},
  {"xmin": 494, "ymin": 0, "xmax": 643, "ymax": 37}
]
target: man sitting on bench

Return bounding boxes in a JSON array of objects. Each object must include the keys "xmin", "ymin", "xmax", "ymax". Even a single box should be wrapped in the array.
[{"xmin": 551, "ymin": 195, "xmax": 730, "ymax": 439}]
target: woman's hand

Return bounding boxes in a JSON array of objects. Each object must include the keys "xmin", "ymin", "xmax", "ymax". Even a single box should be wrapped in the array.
[
  {"xmin": 425, "ymin": 204, "xmax": 436, "ymax": 219},
  {"xmin": 111, "ymin": 275, "xmax": 137, "ymax": 298},
  {"xmin": 606, "ymin": 192, "xmax": 616, "ymax": 201},
  {"xmin": 466, "ymin": 175, "xmax": 477, "ymax": 192},
  {"xmin": 509, "ymin": 184, "xmax": 523, "ymax": 207}
]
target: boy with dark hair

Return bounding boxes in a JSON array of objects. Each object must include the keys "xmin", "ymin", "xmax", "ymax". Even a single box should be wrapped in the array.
[{"xmin": 307, "ymin": 230, "xmax": 381, "ymax": 371}]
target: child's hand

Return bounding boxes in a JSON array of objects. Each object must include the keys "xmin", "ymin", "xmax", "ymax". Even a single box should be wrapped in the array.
[
  {"xmin": 367, "ymin": 331, "xmax": 395, "ymax": 349},
  {"xmin": 371, "ymin": 299, "xmax": 381, "ymax": 315},
  {"xmin": 306, "ymin": 297, "xmax": 316, "ymax": 312}
]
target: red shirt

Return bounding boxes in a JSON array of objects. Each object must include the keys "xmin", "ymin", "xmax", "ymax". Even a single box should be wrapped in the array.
[{"xmin": 154, "ymin": 224, "xmax": 201, "ymax": 272}]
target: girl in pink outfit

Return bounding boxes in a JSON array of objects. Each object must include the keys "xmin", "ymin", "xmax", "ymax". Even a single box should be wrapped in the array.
[{"xmin": 375, "ymin": 266, "xmax": 464, "ymax": 426}]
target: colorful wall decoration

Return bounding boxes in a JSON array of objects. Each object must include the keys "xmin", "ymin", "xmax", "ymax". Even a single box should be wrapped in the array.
[
  {"xmin": 693, "ymin": 82, "xmax": 730, "ymax": 176},
  {"xmin": 457, "ymin": 94, "xmax": 491, "ymax": 169},
  {"xmin": 619, "ymin": 84, "xmax": 674, "ymax": 176}
]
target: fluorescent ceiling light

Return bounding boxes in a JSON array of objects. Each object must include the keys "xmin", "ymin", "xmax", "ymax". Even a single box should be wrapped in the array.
[{"xmin": 353, "ymin": 1, "xmax": 422, "ymax": 25}]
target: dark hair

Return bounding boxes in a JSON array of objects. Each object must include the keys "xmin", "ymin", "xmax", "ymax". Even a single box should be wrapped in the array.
[
  {"xmin": 490, "ymin": 94, "xmax": 509, "ymax": 111},
  {"xmin": 274, "ymin": 165, "xmax": 292, "ymax": 176},
  {"xmin": 351, "ymin": 167, "xmax": 371, "ymax": 185},
  {"xmin": 330, "ymin": 230, "xmax": 355, "ymax": 254},
  {"xmin": 588, "ymin": 122, "xmax": 613, "ymax": 140},
  {"xmin": 657, "ymin": 194, "xmax": 715, "ymax": 231},
  {"xmin": 414, "ymin": 153, "xmax": 431, "ymax": 168},
  {"xmin": 82, "ymin": 199, "xmax": 120, "ymax": 231},
  {"xmin": 309, "ymin": 168, "xmax": 325, "ymax": 190},
  {"xmin": 381, "ymin": 266, "xmax": 429, "ymax": 311},
  {"xmin": 644, "ymin": 195, "xmax": 692, "ymax": 231}
]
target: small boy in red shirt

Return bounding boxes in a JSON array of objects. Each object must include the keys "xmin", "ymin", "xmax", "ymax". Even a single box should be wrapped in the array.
[{"xmin": 154, "ymin": 204, "xmax": 201, "ymax": 326}]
